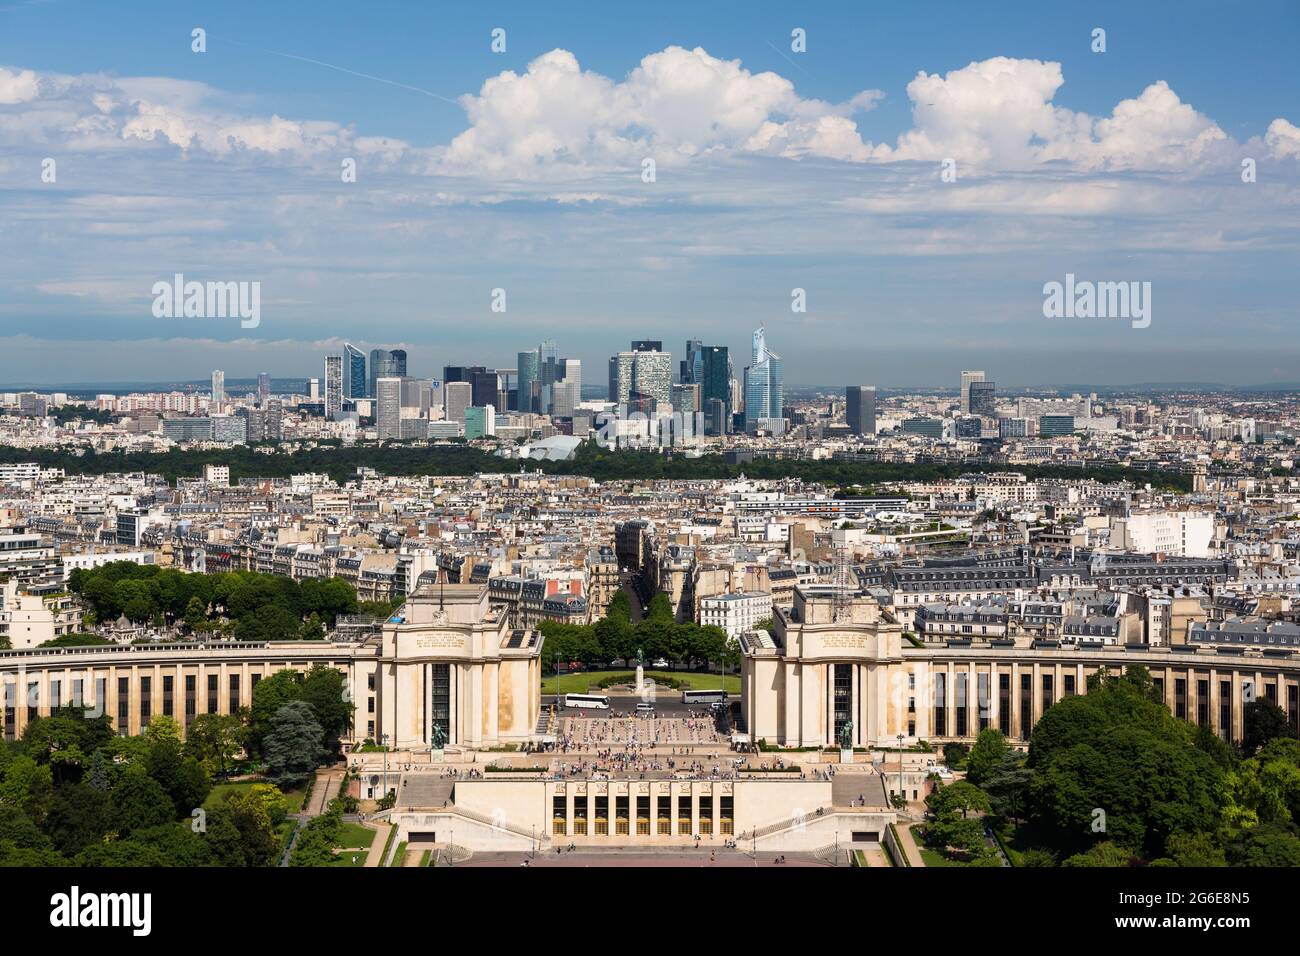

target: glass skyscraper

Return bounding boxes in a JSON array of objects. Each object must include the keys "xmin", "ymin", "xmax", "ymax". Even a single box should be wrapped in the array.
[
  {"xmin": 343, "ymin": 343, "xmax": 366, "ymax": 401},
  {"xmin": 743, "ymin": 327, "xmax": 783, "ymax": 431},
  {"xmin": 517, "ymin": 348, "xmax": 540, "ymax": 413},
  {"xmin": 368, "ymin": 348, "xmax": 407, "ymax": 398}
]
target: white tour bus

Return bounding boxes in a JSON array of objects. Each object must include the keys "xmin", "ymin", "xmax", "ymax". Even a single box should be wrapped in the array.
[
  {"xmin": 562, "ymin": 693, "xmax": 611, "ymax": 710},
  {"xmin": 681, "ymin": 688, "xmax": 728, "ymax": 706}
]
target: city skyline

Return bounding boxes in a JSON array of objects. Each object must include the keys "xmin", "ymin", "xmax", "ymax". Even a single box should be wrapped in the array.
[{"xmin": 1, "ymin": 1, "xmax": 1298, "ymax": 385}]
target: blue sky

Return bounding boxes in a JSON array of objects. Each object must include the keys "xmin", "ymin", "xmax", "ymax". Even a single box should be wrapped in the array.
[{"xmin": 1, "ymin": 0, "xmax": 1298, "ymax": 386}]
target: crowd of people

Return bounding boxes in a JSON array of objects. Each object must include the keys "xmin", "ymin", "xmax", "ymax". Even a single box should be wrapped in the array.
[{"xmin": 552, "ymin": 714, "xmax": 723, "ymax": 752}]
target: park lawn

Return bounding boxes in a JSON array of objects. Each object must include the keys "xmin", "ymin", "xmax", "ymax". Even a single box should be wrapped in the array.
[
  {"xmin": 330, "ymin": 848, "xmax": 368, "ymax": 867},
  {"xmin": 542, "ymin": 670, "xmax": 741, "ymax": 696},
  {"xmin": 993, "ymin": 818, "xmax": 1052, "ymax": 866},
  {"xmin": 337, "ymin": 822, "xmax": 376, "ymax": 849},
  {"xmin": 203, "ymin": 780, "xmax": 307, "ymax": 814},
  {"xmin": 909, "ymin": 824, "xmax": 968, "ymax": 867}
]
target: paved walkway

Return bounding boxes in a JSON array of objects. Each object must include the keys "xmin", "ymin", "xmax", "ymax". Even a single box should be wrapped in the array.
[
  {"xmin": 897, "ymin": 823, "xmax": 927, "ymax": 867},
  {"xmin": 307, "ymin": 768, "xmax": 343, "ymax": 816},
  {"xmin": 363, "ymin": 822, "xmax": 393, "ymax": 867},
  {"xmin": 860, "ymin": 846, "xmax": 890, "ymax": 867}
]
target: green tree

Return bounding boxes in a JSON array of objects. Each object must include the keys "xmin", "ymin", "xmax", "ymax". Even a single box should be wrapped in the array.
[
  {"xmin": 109, "ymin": 768, "xmax": 176, "ymax": 835},
  {"xmin": 185, "ymin": 713, "xmax": 246, "ymax": 779},
  {"xmin": 1226, "ymin": 824, "xmax": 1300, "ymax": 867},
  {"xmin": 1028, "ymin": 666, "xmax": 1225, "ymax": 858},
  {"xmin": 299, "ymin": 665, "xmax": 351, "ymax": 751},
  {"xmin": 1061, "ymin": 841, "xmax": 1136, "ymax": 867},
  {"xmin": 1242, "ymin": 698, "xmax": 1297, "ymax": 757},
  {"xmin": 248, "ymin": 669, "xmax": 304, "ymax": 753},
  {"xmin": 0, "ymin": 755, "xmax": 55, "ymax": 825},
  {"xmin": 145, "ymin": 737, "xmax": 211, "ymax": 817},
  {"xmin": 43, "ymin": 782, "xmax": 111, "ymax": 857},
  {"xmin": 1163, "ymin": 831, "xmax": 1228, "ymax": 867},
  {"xmin": 966, "ymin": 727, "xmax": 1010, "ymax": 786},
  {"xmin": 263, "ymin": 701, "xmax": 326, "ymax": 789}
]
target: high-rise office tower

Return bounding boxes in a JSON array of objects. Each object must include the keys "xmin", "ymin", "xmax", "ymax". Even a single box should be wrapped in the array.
[
  {"xmin": 324, "ymin": 355, "xmax": 343, "ymax": 419},
  {"xmin": 344, "ymin": 344, "xmax": 367, "ymax": 400},
  {"xmin": 671, "ymin": 383, "xmax": 700, "ymax": 418},
  {"xmin": 369, "ymin": 348, "xmax": 407, "ymax": 397},
  {"xmin": 517, "ymin": 349, "xmax": 540, "ymax": 413},
  {"xmin": 551, "ymin": 381, "xmax": 580, "ymax": 418},
  {"xmin": 609, "ymin": 349, "xmax": 671, "ymax": 409},
  {"xmin": 700, "ymin": 346, "xmax": 730, "ymax": 418},
  {"xmin": 471, "ymin": 369, "xmax": 499, "ymax": 410},
  {"xmin": 960, "ymin": 370, "xmax": 986, "ymax": 414},
  {"xmin": 444, "ymin": 381, "xmax": 472, "ymax": 422},
  {"xmin": 464, "ymin": 405, "xmax": 495, "ymax": 439},
  {"xmin": 969, "ymin": 379, "xmax": 997, "ymax": 418},
  {"xmin": 743, "ymin": 327, "xmax": 783, "ymax": 431},
  {"xmin": 706, "ymin": 398, "xmax": 728, "ymax": 437},
  {"xmin": 308, "ymin": 378, "xmax": 320, "ymax": 400},
  {"xmin": 630, "ymin": 340, "xmax": 662, "ymax": 353},
  {"xmin": 265, "ymin": 398, "xmax": 284, "ymax": 440},
  {"xmin": 401, "ymin": 377, "xmax": 433, "ymax": 412},
  {"xmin": 846, "ymin": 385, "xmax": 877, "ymax": 436},
  {"xmin": 211, "ymin": 370, "xmax": 224, "ymax": 404},
  {"xmin": 375, "ymin": 376, "xmax": 403, "ymax": 440},
  {"xmin": 681, "ymin": 340, "xmax": 704, "ymax": 384},
  {"xmin": 257, "ymin": 372, "xmax": 271, "ymax": 406}
]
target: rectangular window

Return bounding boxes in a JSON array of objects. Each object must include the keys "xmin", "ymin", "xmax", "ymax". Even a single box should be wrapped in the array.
[
  {"xmin": 228, "ymin": 674, "xmax": 240, "ymax": 714},
  {"xmin": 1175, "ymin": 678, "xmax": 1187, "ymax": 720},
  {"xmin": 1289, "ymin": 684, "xmax": 1299, "ymax": 733},
  {"xmin": 117, "ymin": 677, "xmax": 129, "ymax": 734},
  {"xmin": 163, "ymin": 675, "xmax": 174, "ymax": 717},
  {"xmin": 1020, "ymin": 673, "xmax": 1032, "ymax": 737},
  {"xmin": 933, "ymin": 672, "xmax": 947, "ymax": 737},
  {"xmin": 636, "ymin": 796, "xmax": 650, "ymax": 835},
  {"xmin": 50, "ymin": 679, "xmax": 60, "ymax": 711},
  {"xmin": 430, "ymin": 663, "xmax": 450, "ymax": 746},
  {"xmin": 140, "ymin": 676, "xmax": 152, "ymax": 726},
  {"xmin": 998, "ymin": 673, "xmax": 1010, "ymax": 735},
  {"xmin": 657, "ymin": 795, "xmax": 670, "ymax": 835},
  {"xmin": 72, "ymin": 679, "xmax": 84, "ymax": 709},
  {"xmin": 595, "ymin": 796, "xmax": 608, "ymax": 836},
  {"xmin": 1220, "ymin": 680, "xmax": 1232, "ymax": 741},
  {"xmin": 1064, "ymin": 674, "xmax": 1076, "ymax": 697},
  {"xmin": 573, "ymin": 800, "xmax": 587, "ymax": 836},
  {"xmin": 833, "ymin": 663, "xmax": 852, "ymax": 743},
  {"xmin": 1197, "ymin": 679, "xmax": 1209, "ymax": 727},
  {"xmin": 615, "ymin": 795, "xmax": 630, "ymax": 835},
  {"xmin": 977, "ymin": 673, "xmax": 990, "ymax": 731},
  {"xmin": 207, "ymin": 674, "xmax": 218, "ymax": 713},
  {"xmin": 956, "ymin": 672, "xmax": 968, "ymax": 737},
  {"xmin": 552, "ymin": 795, "xmax": 566, "ymax": 836},
  {"xmin": 720, "ymin": 796, "xmax": 734, "ymax": 836},
  {"xmin": 185, "ymin": 675, "xmax": 196, "ymax": 726},
  {"xmin": 1042, "ymin": 673, "xmax": 1054, "ymax": 710}
]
